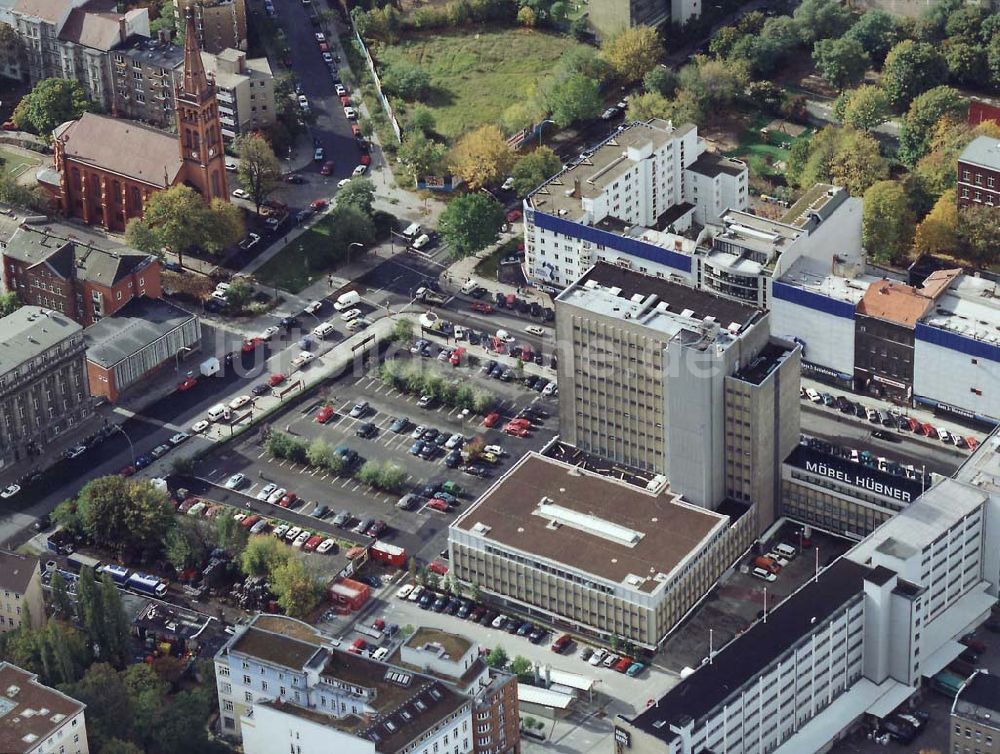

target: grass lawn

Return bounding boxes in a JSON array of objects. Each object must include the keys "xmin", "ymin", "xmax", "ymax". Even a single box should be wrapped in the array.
[
  {"xmin": 384, "ymin": 28, "xmax": 589, "ymax": 140},
  {"xmin": 475, "ymin": 235, "xmax": 521, "ymax": 280},
  {"xmin": 723, "ymin": 115, "xmax": 810, "ymax": 180},
  {"xmin": 0, "ymin": 147, "xmax": 42, "ymax": 179},
  {"xmin": 254, "ymin": 220, "xmax": 340, "ymax": 294}
]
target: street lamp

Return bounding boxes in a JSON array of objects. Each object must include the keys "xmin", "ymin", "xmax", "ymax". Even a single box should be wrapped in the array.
[
  {"xmin": 174, "ymin": 345, "xmax": 194, "ymax": 373},
  {"xmin": 537, "ymin": 119, "xmax": 555, "ymax": 146},
  {"xmin": 107, "ymin": 422, "xmax": 135, "ymax": 468},
  {"xmin": 347, "ymin": 242, "xmax": 364, "ymax": 265}
]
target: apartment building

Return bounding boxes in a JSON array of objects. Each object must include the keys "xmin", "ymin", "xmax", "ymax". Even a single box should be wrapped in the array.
[
  {"xmin": 523, "ymin": 119, "xmax": 747, "ymax": 291},
  {"xmin": 9, "ymin": 0, "xmax": 81, "ymax": 84},
  {"xmin": 448, "ymin": 452, "xmax": 756, "ymax": 650},
  {"xmin": 0, "ymin": 551, "xmax": 44, "ymax": 633},
  {"xmin": 957, "ymin": 135, "xmax": 1000, "ymax": 208},
  {"xmin": 109, "ymin": 33, "xmax": 184, "ymax": 127},
  {"xmin": 0, "ymin": 662, "xmax": 90, "ymax": 754},
  {"xmin": 215, "ymin": 614, "xmax": 474, "ymax": 754},
  {"xmin": 202, "ymin": 47, "xmax": 274, "ymax": 139},
  {"xmin": 174, "ymin": 0, "xmax": 246, "ymax": 54},
  {"xmin": 0, "ymin": 306, "xmax": 92, "ymax": 471},
  {"xmin": 555, "ymin": 263, "xmax": 798, "ymax": 517},
  {"xmin": 2, "ymin": 221, "xmax": 162, "ymax": 328},
  {"xmin": 951, "ymin": 671, "xmax": 1000, "ymax": 754},
  {"xmin": 614, "ymin": 447, "xmax": 1000, "ymax": 754},
  {"xmin": 396, "ymin": 627, "xmax": 520, "ymax": 754}
]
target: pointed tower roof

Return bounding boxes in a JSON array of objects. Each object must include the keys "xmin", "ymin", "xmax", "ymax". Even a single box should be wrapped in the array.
[{"xmin": 180, "ymin": 8, "xmax": 212, "ymax": 102}]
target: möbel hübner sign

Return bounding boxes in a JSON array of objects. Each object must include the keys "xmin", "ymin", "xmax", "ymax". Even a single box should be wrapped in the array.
[{"xmin": 805, "ymin": 461, "xmax": 913, "ymax": 502}]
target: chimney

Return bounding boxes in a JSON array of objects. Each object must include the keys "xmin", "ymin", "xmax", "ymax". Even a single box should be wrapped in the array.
[{"xmin": 573, "ymin": 178, "xmax": 581, "ymax": 198}]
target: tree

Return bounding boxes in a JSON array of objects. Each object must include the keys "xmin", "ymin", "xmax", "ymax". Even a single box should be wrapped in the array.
[
  {"xmin": 897, "ymin": 86, "xmax": 967, "ymax": 166},
  {"xmin": 0, "ymin": 23, "xmax": 24, "ymax": 75},
  {"xmin": 834, "ymin": 85, "xmax": 890, "ymax": 131},
  {"xmin": 0, "ymin": 172, "xmax": 43, "ymax": 210},
  {"xmin": 12, "ymin": 78, "xmax": 94, "ymax": 136},
  {"xmin": 122, "ymin": 663, "xmax": 167, "ymax": 750},
  {"xmin": 99, "ymin": 573, "xmax": 130, "ymax": 668},
  {"xmin": 449, "ymin": 125, "xmax": 515, "ymax": 191},
  {"xmin": 511, "ymin": 147, "xmax": 561, "ymax": 197},
  {"xmin": 391, "ymin": 317, "xmax": 414, "ymax": 342},
  {"xmin": 845, "ymin": 10, "xmax": 900, "ymax": 65},
  {"xmin": 913, "ymin": 189, "xmax": 960, "ymax": 255},
  {"xmin": 542, "ymin": 73, "xmax": 602, "ymax": 128},
  {"xmin": 101, "ymin": 740, "xmax": 145, "ymax": 754},
  {"xmin": 944, "ymin": 40, "xmax": 986, "ymax": 88},
  {"xmin": 959, "ymin": 204, "xmax": 1000, "ymax": 264},
  {"xmin": 306, "ymin": 437, "xmax": 336, "ymax": 469},
  {"xmin": 643, "ymin": 66, "xmax": 677, "ymax": 97},
  {"xmin": 240, "ymin": 535, "xmax": 289, "ymax": 577},
  {"xmin": 61, "ymin": 663, "xmax": 133, "ymax": 752},
  {"xmin": 215, "ymin": 513, "xmax": 249, "ymax": 555},
  {"xmin": 124, "ymin": 185, "xmax": 244, "ymax": 268},
  {"xmin": 408, "ymin": 106, "xmax": 436, "ymax": 136},
  {"xmin": 862, "ymin": 180, "xmax": 914, "ymax": 263},
  {"xmin": 787, "ymin": 126, "xmax": 888, "ymax": 195},
  {"xmin": 516, "ymin": 6, "xmax": 535, "ymax": 26},
  {"xmin": 151, "ymin": 687, "xmax": 224, "ymax": 754},
  {"xmin": 812, "ymin": 38, "xmax": 869, "ymax": 91},
  {"xmin": 164, "ymin": 518, "xmax": 209, "ymax": 572},
  {"xmin": 0, "ymin": 291, "xmax": 20, "ymax": 317},
  {"xmin": 601, "ymin": 26, "xmax": 661, "ymax": 83},
  {"xmin": 793, "ymin": 0, "xmax": 853, "ymax": 44},
  {"xmin": 225, "ymin": 278, "xmax": 252, "ymax": 311},
  {"xmin": 439, "ymin": 193, "xmax": 506, "ymax": 256},
  {"xmin": 398, "ymin": 133, "xmax": 447, "ymax": 178},
  {"xmin": 625, "ymin": 91, "xmax": 672, "ymax": 122},
  {"xmin": 881, "ymin": 40, "xmax": 948, "ymax": 111},
  {"xmin": 469, "ymin": 582, "xmax": 482, "ymax": 602},
  {"xmin": 677, "ymin": 57, "xmax": 749, "ymax": 115},
  {"xmin": 235, "ymin": 133, "xmax": 281, "ymax": 214},
  {"xmin": 382, "ymin": 60, "xmax": 432, "ymax": 100},
  {"xmin": 335, "ymin": 177, "xmax": 376, "ymax": 217},
  {"xmin": 510, "ymin": 656, "xmax": 532, "ymax": 677},
  {"xmin": 270, "ymin": 556, "xmax": 322, "ymax": 619},
  {"xmin": 485, "ymin": 646, "xmax": 508, "ymax": 668},
  {"xmin": 709, "ymin": 25, "xmax": 743, "ymax": 59},
  {"xmin": 914, "ymin": 119, "xmax": 1000, "ymax": 198},
  {"xmin": 49, "ymin": 571, "xmax": 73, "ymax": 619},
  {"xmin": 989, "ymin": 36, "xmax": 1000, "ymax": 87},
  {"xmin": 77, "ymin": 476, "xmax": 175, "ymax": 561}
]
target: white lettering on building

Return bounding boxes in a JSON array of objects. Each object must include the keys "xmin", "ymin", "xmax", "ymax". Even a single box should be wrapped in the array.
[{"xmin": 804, "ymin": 461, "xmax": 912, "ymax": 502}]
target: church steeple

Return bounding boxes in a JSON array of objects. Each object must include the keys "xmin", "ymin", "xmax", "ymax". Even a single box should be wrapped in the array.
[
  {"xmin": 175, "ymin": 6, "xmax": 228, "ymax": 202},
  {"xmin": 180, "ymin": 9, "xmax": 212, "ymax": 102}
]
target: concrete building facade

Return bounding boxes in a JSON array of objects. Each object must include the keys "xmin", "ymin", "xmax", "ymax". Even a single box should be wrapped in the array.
[
  {"xmin": 174, "ymin": 0, "xmax": 247, "ymax": 54},
  {"xmin": 0, "ymin": 550, "xmax": 44, "ymax": 633},
  {"xmin": 0, "ymin": 662, "xmax": 89, "ymax": 754},
  {"xmin": 951, "ymin": 671, "xmax": 1000, "ymax": 754},
  {"xmin": 0, "ymin": 306, "xmax": 92, "ymax": 471},
  {"xmin": 449, "ymin": 452, "xmax": 756, "ymax": 650},
  {"xmin": 203, "ymin": 47, "xmax": 275, "ymax": 139}
]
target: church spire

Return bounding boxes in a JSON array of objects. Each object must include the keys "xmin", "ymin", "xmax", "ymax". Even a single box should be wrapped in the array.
[{"xmin": 181, "ymin": 8, "xmax": 212, "ymax": 101}]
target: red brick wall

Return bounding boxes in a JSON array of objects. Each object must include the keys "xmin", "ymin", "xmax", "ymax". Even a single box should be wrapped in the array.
[
  {"xmin": 2, "ymin": 256, "xmax": 79, "ymax": 322},
  {"xmin": 86, "ymin": 359, "xmax": 118, "ymax": 403},
  {"xmin": 969, "ymin": 101, "xmax": 1000, "ymax": 127},
  {"xmin": 957, "ymin": 159, "xmax": 1000, "ymax": 208}
]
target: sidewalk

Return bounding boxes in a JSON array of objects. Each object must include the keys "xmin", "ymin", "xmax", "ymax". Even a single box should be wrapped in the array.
[{"xmin": 440, "ymin": 231, "xmax": 552, "ymax": 308}]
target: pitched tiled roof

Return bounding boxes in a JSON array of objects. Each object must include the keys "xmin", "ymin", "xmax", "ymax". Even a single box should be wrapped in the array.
[
  {"xmin": 57, "ymin": 0, "xmax": 121, "ymax": 49},
  {"xmin": 11, "ymin": 0, "xmax": 71, "ymax": 23},
  {"xmin": 57, "ymin": 112, "xmax": 183, "ymax": 187},
  {"xmin": 857, "ymin": 280, "xmax": 932, "ymax": 327}
]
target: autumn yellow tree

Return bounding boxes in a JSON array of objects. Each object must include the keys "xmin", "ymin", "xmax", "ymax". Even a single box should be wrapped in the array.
[
  {"xmin": 448, "ymin": 125, "xmax": 516, "ymax": 191},
  {"xmin": 601, "ymin": 26, "xmax": 661, "ymax": 83},
  {"xmin": 912, "ymin": 189, "xmax": 959, "ymax": 256}
]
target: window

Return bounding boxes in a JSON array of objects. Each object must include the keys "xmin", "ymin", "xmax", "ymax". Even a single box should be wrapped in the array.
[
  {"xmin": 223, "ymin": 700, "xmax": 234, "ymax": 712},
  {"xmin": 244, "ymin": 691, "xmax": 253, "ymax": 702}
]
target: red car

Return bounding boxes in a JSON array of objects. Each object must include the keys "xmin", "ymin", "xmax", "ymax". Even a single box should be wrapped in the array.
[
  {"xmin": 504, "ymin": 425, "xmax": 530, "ymax": 437},
  {"xmin": 449, "ymin": 347, "xmax": 465, "ymax": 366},
  {"xmin": 340, "ymin": 95, "xmax": 351, "ymax": 106},
  {"xmin": 483, "ymin": 412, "xmax": 501, "ymax": 428},
  {"xmin": 240, "ymin": 515, "xmax": 261, "ymax": 529},
  {"xmin": 470, "ymin": 302, "xmax": 494, "ymax": 314},
  {"xmin": 428, "ymin": 498, "xmax": 449, "ymax": 512},
  {"xmin": 242, "ymin": 337, "xmax": 264, "ymax": 353},
  {"xmin": 351, "ymin": 124, "xmax": 362, "ymax": 137},
  {"xmin": 315, "ymin": 406, "xmax": 335, "ymax": 423},
  {"xmin": 319, "ymin": 161, "xmax": 335, "ymax": 176},
  {"xmin": 177, "ymin": 375, "xmax": 198, "ymax": 391},
  {"xmin": 267, "ymin": 373, "xmax": 286, "ymax": 387},
  {"xmin": 506, "ymin": 209, "xmax": 522, "ymax": 223},
  {"xmin": 118, "ymin": 465, "xmax": 136, "ymax": 477},
  {"xmin": 373, "ymin": 617, "xmax": 386, "ymax": 630},
  {"xmin": 428, "ymin": 560, "xmax": 449, "ymax": 576},
  {"xmin": 966, "ymin": 436, "xmax": 979, "ymax": 451},
  {"xmin": 303, "ymin": 535, "xmax": 325, "ymax": 552},
  {"xmin": 319, "ymin": 42, "xmax": 329, "ymax": 52},
  {"xmin": 349, "ymin": 638, "xmax": 366, "ymax": 654},
  {"xmin": 359, "ymin": 153, "xmax": 370, "ymax": 166},
  {"xmin": 508, "ymin": 417, "xmax": 532, "ymax": 428},
  {"xmin": 920, "ymin": 422, "xmax": 935, "ymax": 436},
  {"xmin": 1, "ymin": 120, "xmax": 16, "ymax": 131},
  {"xmin": 614, "ymin": 657, "xmax": 633, "ymax": 673},
  {"xmin": 278, "ymin": 492, "xmax": 298, "ymax": 508},
  {"xmin": 310, "ymin": 198, "xmax": 328, "ymax": 210}
]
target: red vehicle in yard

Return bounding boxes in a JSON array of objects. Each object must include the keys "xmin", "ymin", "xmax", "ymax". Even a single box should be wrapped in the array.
[
  {"xmin": 177, "ymin": 375, "xmax": 198, "ymax": 391},
  {"xmin": 470, "ymin": 302, "xmax": 493, "ymax": 314},
  {"xmin": 316, "ymin": 406, "xmax": 336, "ymax": 423},
  {"xmin": 483, "ymin": 412, "xmax": 501, "ymax": 427}
]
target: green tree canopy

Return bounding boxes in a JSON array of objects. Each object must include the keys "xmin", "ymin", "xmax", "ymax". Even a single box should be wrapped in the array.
[
  {"xmin": 881, "ymin": 40, "xmax": 948, "ymax": 111},
  {"xmin": 240, "ymin": 535, "xmax": 290, "ymax": 577},
  {"xmin": 812, "ymin": 38, "xmax": 870, "ymax": 90},
  {"xmin": 270, "ymin": 556, "xmax": 323, "ymax": 619},
  {"xmin": 862, "ymin": 180, "xmax": 914, "ymax": 263},
  {"xmin": 235, "ymin": 133, "xmax": 281, "ymax": 214},
  {"xmin": 398, "ymin": 133, "xmax": 448, "ymax": 179},
  {"xmin": 793, "ymin": 0, "xmax": 854, "ymax": 44},
  {"xmin": 787, "ymin": 126, "xmax": 889, "ymax": 195},
  {"xmin": 943, "ymin": 40, "xmax": 986, "ymax": 88},
  {"xmin": 845, "ymin": 10, "xmax": 900, "ymax": 65},
  {"xmin": 511, "ymin": 147, "xmax": 561, "ymax": 197},
  {"xmin": 643, "ymin": 66, "xmax": 677, "ymax": 97},
  {"xmin": 381, "ymin": 60, "xmax": 432, "ymax": 100},
  {"xmin": 834, "ymin": 85, "xmax": 890, "ymax": 131},
  {"xmin": 439, "ymin": 193, "xmax": 505, "ymax": 256},
  {"xmin": 76, "ymin": 476, "xmax": 175, "ymax": 561},
  {"xmin": 12, "ymin": 78, "xmax": 94, "ymax": 136},
  {"xmin": 335, "ymin": 177, "xmax": 376, "ymax": 217},
  {"xmin": 897, "ymin": 86, "xmax": 967, "ymax": 166},
  {"xmin": 542, "ymin": 73, "xmax": 602, "ymax": 128},
  {"xmin": 600, "ymin": 26, "xmax": 661, "ymax": 82}
]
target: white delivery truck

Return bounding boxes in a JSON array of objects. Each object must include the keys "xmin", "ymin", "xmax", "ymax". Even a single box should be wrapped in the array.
[
  {"xmin": 199, "ymin": 356, "xmax": 220, "ymax": 377},
  {"xmin": 461, "ymin": 279, "xmax": 478, "ymax": 294},
  {"xmin": 333, "ymin": 290, "xmax": 361, "ymax": 311}
]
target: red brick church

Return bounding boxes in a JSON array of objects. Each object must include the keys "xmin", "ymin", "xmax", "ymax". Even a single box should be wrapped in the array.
[{"xmin": 40, "ymin": 11, "xmax": 229, "ymax": 232}]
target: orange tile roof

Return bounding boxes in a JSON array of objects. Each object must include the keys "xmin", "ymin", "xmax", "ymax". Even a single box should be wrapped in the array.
[{"xmin": 857, "ymin": 280, "xmax": 932, "ymax": 327}]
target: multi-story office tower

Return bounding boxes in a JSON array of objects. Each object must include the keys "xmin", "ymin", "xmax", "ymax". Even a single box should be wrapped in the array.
[{"xmin": 0, "ymin": 306, "xmax": 91, "ymax": 471}]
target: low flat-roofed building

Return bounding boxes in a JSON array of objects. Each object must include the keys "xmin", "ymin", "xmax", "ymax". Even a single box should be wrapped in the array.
[
  {"xmin": 0, "ymin": 551, "xmax": 44, "ymax": 633},
  {"xmin": 449, "ymin": 452, "xmax": 755, "ymax": 649},
  {"xmin": 951, "ymin": 671, "xmax": 1000, "ymax": 754},
  {"xmin": 0, "ymin": 662, "xmax": 90, "ymax": 754},
  {"xmin": 83, "ymin": 296, "xmax": 200, "ymax": 402}
]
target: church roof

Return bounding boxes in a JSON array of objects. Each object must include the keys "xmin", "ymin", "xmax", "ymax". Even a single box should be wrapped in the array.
[{"xmin": 57, "ymin": 112, "xmax": 183, "ymax": 187}]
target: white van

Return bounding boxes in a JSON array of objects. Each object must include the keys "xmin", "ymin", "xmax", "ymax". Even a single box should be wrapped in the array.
[
  {"xmin": 206, "ymin": 403, "xmax": 227, "ymax": 422},
  {"xmin": 340, "ymin": 308, "xmax": 361, "ymax": 322},
  {"xmin": 774, "ymin": 543, "xmax": 797, "ymax": 560},
  {"xmin": 402, "ymin": 222, "xmax": 421, "ymax": 240},
  {"xmin": 312, "ymin": 322, "xmax": 336, "ymax": 339},
  {"xmin": 461, "ymin": 279, "xmax": 478, "ymax": 294},
  {"xmin": 334, "ymin": 290, "xmax": 361, "ymax": 311},
  {"xmin": 371, "ymin": 647, "xmax": 389, "ymax": 661}
]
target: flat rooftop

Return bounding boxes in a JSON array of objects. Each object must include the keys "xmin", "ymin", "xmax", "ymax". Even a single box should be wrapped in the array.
[
  {"xmin": 526, "ymin": 119, "xmax": 695, "ymax": 219},
  {"xmin": 951, "ymin": 427, "xmax": 1000, "ymax": 495},
  {"xmin": 954, "ymin": 671, "xmax": 1000, "ymax": 721},
  {"xmin": 0, "ymin": 306, "xmax": 82, "ymax": 375},
  {"xmin": 687, "ymin": 151, "xmax": 745, "ymax": 179},
  {"xmin": 0, "ymin": 663, "xmax": 85, "ymax": 754},
  {"xmin": 405, "ymin": 627, "xmax": 473, "ymax": 660},
  {"xmin": 451, "ymin": 453, "xmax": 728, "ymax": 594},
  {"xmin": 920, "ymin": 273, "xmax": 1000, "ymax": 346},
  {"xmin": 732, "ymin": 341, "xmax": 796, "ymax": 385},
  {"xmin": 84, "ymin": 297, "xmax": 197, "ymax": 368},
  {"xmin": 630, "ymin": 556, "xmax": 871, "ymax": 738},
  {"xmin": 777, "ymin": 255, "xmax": 878, "ymax": 306},
  {"xmin": 118, "ymin": 34, "xmax": 184, "ymax": 69},
  {"xmin": 780, "ymin": 184, "xmax": 848, "ymax": 229},
  {"xmin": 558, "ymin": 262, "xmax": 762, "ymax": 344},
  {"xmin": 712, "ymin": 210, "xmax": 802, "ymax": 258}
]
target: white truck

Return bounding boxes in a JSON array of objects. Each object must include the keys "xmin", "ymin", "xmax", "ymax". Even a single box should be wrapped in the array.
[
  {"xmin": 199, "ymin": 356, "xmax": 220, "ymax": 377},
  {"xmin": 461, "ymin": 279, "xmax": 478, "ymax": 294},
  {"xmin": 333, "ymin": 290, "xmax": 361, "ymax": 311},
  {"xmin": 414, "ymin": 287, "xmax": 446, "ymax": 305}
]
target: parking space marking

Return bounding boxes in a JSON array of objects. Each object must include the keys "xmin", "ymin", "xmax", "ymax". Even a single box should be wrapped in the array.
[
  {"xmin": 351, "ymin": 483, "xmax": 361, "ymax": 492},
  {"xmin": 340, "ymin": 478, "xmax": 353, "ymax": 488},
  {"xmin": 279, "ymin": 459, "xmax": 289, "ymax": 467},
  {"xmin": 257, "ymin": 450, "xmax": 267, "ymax": 459},
  {"xmin": 247, "ymin": 482, "xmax": 260, "ymax": 494}
]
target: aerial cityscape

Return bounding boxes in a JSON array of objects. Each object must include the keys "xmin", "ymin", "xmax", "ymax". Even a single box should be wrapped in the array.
[{"xmin": 0, "ymin": 0, "xmax": 997, "ymax": 750}]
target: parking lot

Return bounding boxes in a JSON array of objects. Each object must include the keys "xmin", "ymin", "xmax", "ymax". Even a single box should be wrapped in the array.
[{"xmin": 192, "ymin": 350, "xmax": 559, "ymax": 564}]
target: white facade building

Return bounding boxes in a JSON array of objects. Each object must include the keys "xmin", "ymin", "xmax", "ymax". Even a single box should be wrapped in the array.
[
  {"xmin": 215, "ymin": 614, "xmax": 473, "ymax": 754},
  {"xmin": 0, "ymin": 662, "xmax": 90, "ymax": 754},
  {"xmin": 614, "ymin": 436, "xmax": 1000, "ymax": 754},
  {"xmin": 522, "ymin": 119, "xmax": 747, "ymax": 291}
]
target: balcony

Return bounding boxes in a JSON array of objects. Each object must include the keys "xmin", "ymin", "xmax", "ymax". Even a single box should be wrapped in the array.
[
  {"xmin": 220, "ymin": 115, "xmax": 236, "ymax": 127},
  {"xmin": 218, "ymin": 103, "xmax": 235, "ymax": 116},
  {"xmin": 216, "ymin": 90, "xmax": 234, "ymax": 103}
]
